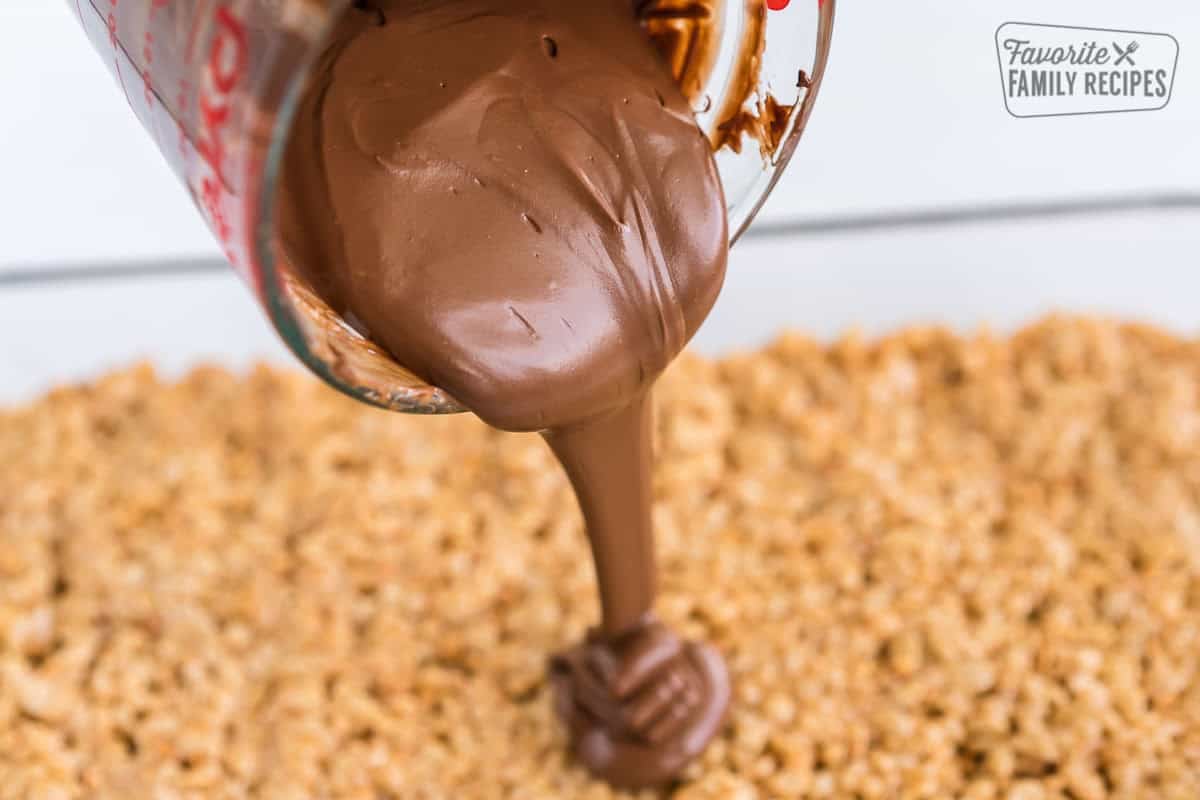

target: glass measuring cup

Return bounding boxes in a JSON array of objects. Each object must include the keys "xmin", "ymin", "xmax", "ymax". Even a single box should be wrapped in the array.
[{"xmin": 69, "ymin": 0, "xmax": 835, "ymax": 414}]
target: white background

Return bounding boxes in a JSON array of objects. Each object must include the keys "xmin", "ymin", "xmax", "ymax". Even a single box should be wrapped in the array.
[{"xmin": 1, "ymin": 0, "xmax": 1198, "ymax": 402}]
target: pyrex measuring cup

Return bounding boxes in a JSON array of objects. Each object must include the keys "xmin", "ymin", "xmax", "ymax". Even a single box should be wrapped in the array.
[{"xmin": 69, "ymin": 0, "xmax": 835, "ymax": 414}]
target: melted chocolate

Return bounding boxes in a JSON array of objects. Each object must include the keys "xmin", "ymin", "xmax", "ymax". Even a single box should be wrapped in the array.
[{"xmin": 276, "ymin": 0, "xmax": 732, "ymax": 787}]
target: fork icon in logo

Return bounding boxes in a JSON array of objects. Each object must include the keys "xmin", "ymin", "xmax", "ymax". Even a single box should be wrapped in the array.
[{"xmin": 1113, "ymin": 40, "xmax": 1140, "ymax": 66}]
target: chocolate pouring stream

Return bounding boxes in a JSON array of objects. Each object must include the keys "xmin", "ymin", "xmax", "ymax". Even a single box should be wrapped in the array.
[{"xmin": 276, "ymin": 0, "xmax": 737, "ymax": 787}]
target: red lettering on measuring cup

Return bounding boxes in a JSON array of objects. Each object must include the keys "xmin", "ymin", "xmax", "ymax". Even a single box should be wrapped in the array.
[
  {"xmin": 209, "ymin": 8, "xmax": 248, "ymax": 94},
  {"xmin": 195, "ymin": 7, "xmax": 247, "ymax": 199},
  {"xmin": 200, "ymin": 175, "xmax": 233, "ymax": 246},
  {"xmin": 142, "ymin": 0, "xmax": 168, "ymax": 107},
  {"xmin": 198, "ymin": 99, "xmax": 231, "ymax": 182},
  {"xmin": 192, "ymin": 4, "xmax": 249, "ymax": 261}
]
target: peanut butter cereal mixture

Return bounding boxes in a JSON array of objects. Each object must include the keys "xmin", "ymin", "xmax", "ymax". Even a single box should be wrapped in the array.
[{"xmin": 2, "ymin": 317, "xmax": 1199, "ymax": 799}]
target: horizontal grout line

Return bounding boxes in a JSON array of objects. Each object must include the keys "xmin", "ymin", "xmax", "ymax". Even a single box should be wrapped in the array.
[
  {"xmin": 0, "ymin": 258, "xmax": 227, "ymax": 288},
  {"xmin": 744, "ymin": 192, "xmax": 1200, "ymax": 239},
  {"xmin": 3, "ymin": 193, "xmax": 1199, "ymax": 288}
]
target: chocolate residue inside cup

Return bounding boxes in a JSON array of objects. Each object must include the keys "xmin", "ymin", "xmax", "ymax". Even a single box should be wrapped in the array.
[
  {"xmin": 636, "ymin": 0, "xmax": 723, "ymax": 104},
  {"xmin": 714, "ymin": 94, "xmax": 795, "ymax": 157},
  {"xmin": 639, "ymin": 0, "xmax": 815, "ymax": 160}
]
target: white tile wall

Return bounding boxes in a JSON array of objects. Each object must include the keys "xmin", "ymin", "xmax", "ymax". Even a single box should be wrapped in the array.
[
  {"xmin": 776, "ymin": 0, "xmax": 1200, "ymax": 218},
  {"xmin": 0, "ymin": 2, "xmax": 216, "ymax": 268},
  {"xmin": 1, "ymin": 0, "xmax": 1197, "ymax": 268}
]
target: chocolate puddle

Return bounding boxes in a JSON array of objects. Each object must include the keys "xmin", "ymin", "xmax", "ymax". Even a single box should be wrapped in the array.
[{"xmin": 277, "ymin": 0, "xmax": 732, "ymax": 787}]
